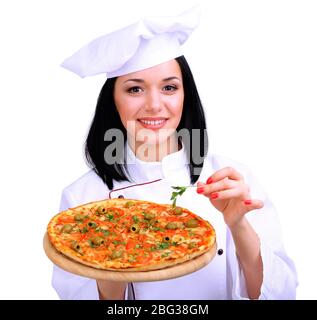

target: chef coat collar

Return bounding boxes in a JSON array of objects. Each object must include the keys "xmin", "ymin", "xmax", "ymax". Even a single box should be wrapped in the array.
[{"xmin": 125, "ymin": 140, "xmax": 190, "ymax": 182}]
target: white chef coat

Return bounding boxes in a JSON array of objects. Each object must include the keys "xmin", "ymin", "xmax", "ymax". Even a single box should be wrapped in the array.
[{"xmin": 52, "ymin": 143, "xmax": 298, "ymax": 300}]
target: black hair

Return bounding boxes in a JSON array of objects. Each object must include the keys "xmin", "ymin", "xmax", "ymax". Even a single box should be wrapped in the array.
[{"xmin": 85, "ymin": 55, "xmax": 208, "ymax": 190}]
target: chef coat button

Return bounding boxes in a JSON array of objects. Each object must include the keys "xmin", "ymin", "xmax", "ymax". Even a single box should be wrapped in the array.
[
  {"xmin": 217, "ymin": 249, "xmax": 223, "ymax": 255},
  {"xmin": 118, "ymin": 195, "xmax": 124, "ymax": 199}
]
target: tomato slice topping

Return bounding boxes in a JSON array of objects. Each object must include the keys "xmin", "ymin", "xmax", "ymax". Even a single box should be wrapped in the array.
[{"xmin": 126, "ymin": 239, "xmax": 136, "ymax": 250}]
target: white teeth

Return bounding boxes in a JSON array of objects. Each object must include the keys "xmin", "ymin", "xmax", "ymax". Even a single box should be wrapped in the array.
[{"xmin": 139, "ymin": 119, "xmax": 165, "ymax": 125}]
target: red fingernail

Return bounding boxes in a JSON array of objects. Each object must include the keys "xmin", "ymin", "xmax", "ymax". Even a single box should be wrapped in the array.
[
  {"xmin": 244, "ymin": 200, "xmax": 252, "ymax": 205},
  {"xmin": 197, "ymin": 187, "xmax": 204, "ymax": 194},
  {"xmin": 206, "ymin": 177, "xmax": 213, "ymax": 184},
  {"xmin": 211, "ymin": 193, "xmax": 218, "ymax": 199}
]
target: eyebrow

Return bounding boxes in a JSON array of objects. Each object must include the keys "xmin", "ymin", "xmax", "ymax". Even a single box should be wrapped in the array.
[{"xmin": 123, "ymin": 76, "xmax": 181, "ymax": 84}]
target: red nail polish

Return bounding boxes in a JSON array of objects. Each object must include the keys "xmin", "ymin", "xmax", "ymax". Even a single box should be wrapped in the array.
[
  {"xmin": 206, "ymin": 177, "xmax": 213, "ymax": 184},
  {"xmin": 244, "ymin": 199, "xmax": 252, "ymax": 205},
  {"xmin": 197, "ymin": 187, "xmax": 204, "ymax": 194},
  {"xmin": 211, "ymin": 193, "xmax": 218, "ymax": 199}
]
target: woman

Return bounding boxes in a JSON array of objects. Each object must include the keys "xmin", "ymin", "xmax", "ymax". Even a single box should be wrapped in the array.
[{"xmin": 53, "ymin": 8, "xmax": 297, "ymax": 300}]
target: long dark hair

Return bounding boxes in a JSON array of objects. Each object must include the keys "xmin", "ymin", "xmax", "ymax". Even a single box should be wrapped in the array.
[{"xmin": 85, "ymin": 56, "xmax": 208, "ymax": 190}]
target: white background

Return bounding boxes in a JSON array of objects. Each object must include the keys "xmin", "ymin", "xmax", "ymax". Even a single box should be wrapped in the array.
[{"xmin": 0, "ymin": 0, "xmax": 316, "ymax": 299}]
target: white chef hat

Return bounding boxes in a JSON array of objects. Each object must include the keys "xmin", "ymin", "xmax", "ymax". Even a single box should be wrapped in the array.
[{"xmin": 61, "ymin": 6, "xmax": 200, "ymax": 78}]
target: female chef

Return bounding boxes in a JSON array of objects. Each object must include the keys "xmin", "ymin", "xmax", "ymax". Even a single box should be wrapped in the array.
[{"xmin": 53, "ymin": 8, "xmax": 298, "ymax": 300}]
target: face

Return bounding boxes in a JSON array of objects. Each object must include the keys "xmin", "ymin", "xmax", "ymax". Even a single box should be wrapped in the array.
[{"xmin": 114, "ymin": 59, "xmax": 184, "ymax": 151}]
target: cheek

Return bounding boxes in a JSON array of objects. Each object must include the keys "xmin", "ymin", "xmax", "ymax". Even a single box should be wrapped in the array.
[
  {"xmin": 116, "ymin": 97, "xmax": 140, "ymax": 126},
  {"xmin": 169, "ymin": 95, "xmax": 184, "ymax": 120}
]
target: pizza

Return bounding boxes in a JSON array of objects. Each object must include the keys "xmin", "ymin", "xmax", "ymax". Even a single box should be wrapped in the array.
[{"xmin": 47, "ymin": 198, "xmax": 216, "ymax": 271}]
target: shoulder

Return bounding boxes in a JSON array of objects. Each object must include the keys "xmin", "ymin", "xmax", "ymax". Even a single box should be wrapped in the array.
[
  {"xmin": 64, "ymin": 170, "xmax": 103, "ymax": 190},
  {"xmin": 205, "ymin": 153, "xmax": 251, "ymax": 176},
  {"xmin": 61, "ymin": 170, "xmax": 109, "ymax": 207}
]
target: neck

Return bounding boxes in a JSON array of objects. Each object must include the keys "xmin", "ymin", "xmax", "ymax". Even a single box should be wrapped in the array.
[{"xmin": 128, "ymin": 134, "xmax": 180, "ymax": 162}]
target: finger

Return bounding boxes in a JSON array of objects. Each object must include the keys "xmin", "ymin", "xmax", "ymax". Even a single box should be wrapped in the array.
[
  {"xmin": 197, "ymin": 179, "xmax": 240, "ymax": 195},
  {"xmin": 197, "ymin": 181, "xmax": 249, "ymax": 199},
  {"xmin": 207, "ymin": 188, "xmax": 245, "ymax": 200},
  {"xmin": 243, "ymin": 199, "xmax": 264, "ymax": 212},
  {"xmin": 206, "ymin": 167, "xmax": 244, "ymax": 184}
]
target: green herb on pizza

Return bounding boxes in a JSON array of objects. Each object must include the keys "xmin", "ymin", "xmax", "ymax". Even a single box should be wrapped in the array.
[{"xmin": 170, "ymin": 186, "xmax": 188, "ymax": 207}]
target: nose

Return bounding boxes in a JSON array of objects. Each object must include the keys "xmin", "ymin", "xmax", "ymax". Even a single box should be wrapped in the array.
[{"xmin": 144, "ymin": 89, "xmax": 162, "ymax": 113}]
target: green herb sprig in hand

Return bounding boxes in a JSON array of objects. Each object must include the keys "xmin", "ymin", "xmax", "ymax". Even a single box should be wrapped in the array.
[{"xmin": 170, "ymin": 186, "xmax": 188, "ymax": 207}]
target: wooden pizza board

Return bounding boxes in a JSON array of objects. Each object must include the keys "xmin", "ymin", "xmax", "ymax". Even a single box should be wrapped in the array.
[{"xmin": 43, "ymin": 232, "xmax": 217, "ymax": 282}]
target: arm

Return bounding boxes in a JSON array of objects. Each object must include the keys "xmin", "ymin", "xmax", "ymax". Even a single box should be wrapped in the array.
[
  {"xmin": 229, "ymin": 218, "xmax": 262, "ymax": 299},
  {"xmin": 97, "ymin": 280, "xmax": 127, "ymax": 300},
  {"xmin": 197, "ymin": 166, "xmax": 298, "ymax": 299}
]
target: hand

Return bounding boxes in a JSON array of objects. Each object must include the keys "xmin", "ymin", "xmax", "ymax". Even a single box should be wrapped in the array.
[
  {"xmin": 196, "ymin": 167, "xmax": 264, "ymax": 229},
  {"xmin": 96, "ymin": 280, "xmax": 127, "ymax": 300}
]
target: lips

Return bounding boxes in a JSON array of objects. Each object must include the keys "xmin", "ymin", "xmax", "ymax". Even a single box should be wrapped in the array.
[{"xmin": 137, "ymin": 117, "xmax": 168, "ymax": 129}]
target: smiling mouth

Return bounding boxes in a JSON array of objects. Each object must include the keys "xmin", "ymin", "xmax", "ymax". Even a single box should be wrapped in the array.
[
  {"xmin": 137, "ymin": 118, "xmax": 168, "ymax": 129},
  {"xmin": 139, "ymin": 119, "xmax": 166, "ymax": 125}
]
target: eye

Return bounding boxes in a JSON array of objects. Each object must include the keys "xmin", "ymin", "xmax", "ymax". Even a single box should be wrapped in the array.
[
  {"xmin": 163, "ymin": 85, "xmax": 177, "ymax": 92},
  {"xmin": 128, "ymin": 86, "xmax": 142, "ymax": 94}
]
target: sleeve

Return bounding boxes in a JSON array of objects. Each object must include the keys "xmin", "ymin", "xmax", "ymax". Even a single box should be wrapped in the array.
[{"xmin": 226, "ymin": 169, "xmax": 298, "ymax": 300}]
